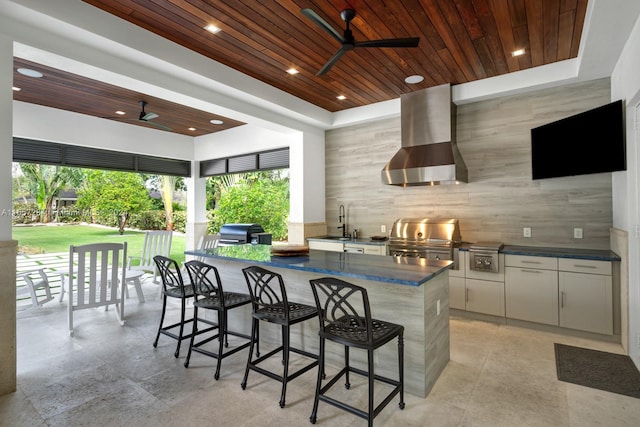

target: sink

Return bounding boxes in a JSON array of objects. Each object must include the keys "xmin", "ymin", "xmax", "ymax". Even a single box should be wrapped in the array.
[{"xmin": 317, "ymin": 236, "xmax": 351, "ymax": 241}]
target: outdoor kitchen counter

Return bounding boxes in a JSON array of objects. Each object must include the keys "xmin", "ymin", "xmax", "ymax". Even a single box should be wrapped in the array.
[
  {"xmin": 187, "ymin": 244, "xmax": 451, "ymax": 286},
  {"xmin": 185, "ymin": 244, "xmax": 451, "ymax": 398}
]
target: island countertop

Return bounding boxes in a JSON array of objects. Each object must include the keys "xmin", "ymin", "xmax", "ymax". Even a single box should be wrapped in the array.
[{"xmin": 185, "ymin": 244, "xmax": 452, "ymax": 287}]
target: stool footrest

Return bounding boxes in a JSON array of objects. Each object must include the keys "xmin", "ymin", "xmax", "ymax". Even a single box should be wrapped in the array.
[
  {"xmin": 318, "ymin": 366, "xmax": 402, "ymax": 421},
  {"xmin": 247, "ymin": 345, "xmax": 319, "ymax": 382}
]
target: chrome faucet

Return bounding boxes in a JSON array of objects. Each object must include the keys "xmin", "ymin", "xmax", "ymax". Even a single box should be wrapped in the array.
[{"xmin": 338, "ymin": 204, "xmax": 347, "ymax": 237}]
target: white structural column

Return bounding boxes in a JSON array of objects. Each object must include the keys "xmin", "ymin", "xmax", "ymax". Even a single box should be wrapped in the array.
[
  {"xmin": 185, "ymin": 160, "xmax": 208, "ymax": 252},
  {"xmin": 0, "ymin": 33, "xmax": 17, "ymax": 395},
  {"xmin": 288, "ymin": 128, "xmax": 326, "ymax": 244}
]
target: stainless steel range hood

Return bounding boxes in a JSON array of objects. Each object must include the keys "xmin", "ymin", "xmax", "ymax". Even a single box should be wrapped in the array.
[{"xmin": 382, "ymin": 83, "xmax": 468, "ymax": 186}]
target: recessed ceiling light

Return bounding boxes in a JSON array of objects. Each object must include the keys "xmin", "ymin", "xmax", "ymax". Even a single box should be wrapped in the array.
[
  {"xmin": 204, "ymin": 24, "xmax": 221, "ymax": 34},
  {"xmin": 405, "ymin": 75, "xmax": 424, "ymax": 84},
  {"xmin": 12, "ymin": 86, "xmax": 20, "ymax": 91},
  {"xmin": 286, "ymin": 68, "xmax": 299, "ymax": 75},
  {"xmin": 336, "ymin": 95, "xmax": 346, "ymax": 100},
  {"xmin": 115, "ymin": 111, "xmax": 126, "ymax": 115},
  {"xmin": 17, "ymin": 68, "xmax": 43, "ymax": 78},
  {"xmin": 210, "ymin": 119, "xmax": 224, "ymax": 125},
  {"xmin": 512, "ymin": 48, "xmax": 525, "ymax": 57},
  {"xmin": 189, "ymin": 127, "xmax": 197, "ymax": 131}
]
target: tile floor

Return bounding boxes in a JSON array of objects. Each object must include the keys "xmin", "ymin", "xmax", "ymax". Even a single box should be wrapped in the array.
[{"xmin": 2, "ymin": 275, "xmax": 640, "ymax": 427}]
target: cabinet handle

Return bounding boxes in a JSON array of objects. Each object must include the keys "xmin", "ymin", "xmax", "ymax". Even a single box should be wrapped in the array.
[
  {"xmin": 521, "ymin": 269, "xmax": 541, "ymax": 274},
  {"xmin": 521, "ymin": 260, "xmax": 542, "ymax": 264},
  {"xmin": 573, "ymin": 264, "xmax": 597, "ymax": 269},
  {"xmin": 560, "ymin": 291, "xmax": 565, "ymax": 308},
  {"xmin": 465, "ymin": 288, "xmax": 469, "ymax": 303}
]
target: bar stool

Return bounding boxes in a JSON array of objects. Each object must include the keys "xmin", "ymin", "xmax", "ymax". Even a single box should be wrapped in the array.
[
  {"xmin": 308, "ymin": 277, "xmax": 405, "ymax": 426},
  {"xmin": 183, "ymin": 260, "xmax": 253, "ymax": 380},
  {"xmin": 241, "ymin": 266, "xmax": 320, "ymax": 408},
  {"xmin": 153, "ymin": 256, "xmax": 216, "ymax": 358}
]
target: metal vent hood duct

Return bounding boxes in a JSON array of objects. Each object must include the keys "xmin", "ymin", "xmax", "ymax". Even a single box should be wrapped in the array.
[{"xmin": 382, "ymin": 83, "xmax": 467, "ymax": 186}]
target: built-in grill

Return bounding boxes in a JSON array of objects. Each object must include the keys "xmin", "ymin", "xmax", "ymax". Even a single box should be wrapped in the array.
[
  {"xmin": 218, "ymin": 223, "xmax": 271, "ymax": 245},
  {"xmin": 388, "ymin": 218, "xmax": 461, "ymax": 267}
]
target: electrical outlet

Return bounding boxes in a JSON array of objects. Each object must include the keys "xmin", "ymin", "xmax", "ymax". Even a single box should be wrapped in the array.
[
  {"xmin": 381, "ymin": 225, "xmax": 386, "ymax": 233},
  {"xmin": 523, "ymin": 227, "xmax": 531, "ymax": 238},
  {"xmin": 574, "ymin": 228, "xmax": 583, "ymax": 239},
  {"xmin": 436, "ymin": 299, "xmax": 441, "ymax": 316}
]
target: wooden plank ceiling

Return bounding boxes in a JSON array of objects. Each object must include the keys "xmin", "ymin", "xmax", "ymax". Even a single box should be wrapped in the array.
[{"xmin": 14, "ymin": 0, "xmax": 588, "ymax": 135}]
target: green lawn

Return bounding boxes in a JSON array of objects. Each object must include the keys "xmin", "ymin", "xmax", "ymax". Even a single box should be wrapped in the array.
[{"xmin": 13, "ymin": 224, "xmax": 186, "ymax": 265}]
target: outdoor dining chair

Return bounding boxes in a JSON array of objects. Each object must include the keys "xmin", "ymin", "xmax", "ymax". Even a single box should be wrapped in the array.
[
  {"xmin": 128, "ymin": 230, "xmax": 172, "ymax": 283},
  {"xmin": 67, "ymin": 242, "xmax": 128, "ymax": 337}
]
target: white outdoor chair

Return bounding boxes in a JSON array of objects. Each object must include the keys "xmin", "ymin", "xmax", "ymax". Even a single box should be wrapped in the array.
[
  {"xmin": 68, "ymin": 242, "xmax": 127, "ymax": 337},
  {"xmin": 194, "ymin": 233, "xmax": 220, "ymax": 261},
  {"xmin": 180, "ymin": 234, "xmax": 220, "ymax": 285},
  {"xmin": 18, "ymin": 268, "xmax": 55, "ymax": 309},
  {"xmin": 128, "ymin": 230, "xmax": 172, "ymax": 283}
]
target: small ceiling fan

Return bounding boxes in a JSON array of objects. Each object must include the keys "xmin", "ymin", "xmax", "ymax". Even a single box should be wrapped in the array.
[
  {"xmin": 301, "ymin": 8, "xmax": 420, "ymax": 76},
  {"xmin": 109, "ymin": 101, "xmax": 172, "ymax": 131}
]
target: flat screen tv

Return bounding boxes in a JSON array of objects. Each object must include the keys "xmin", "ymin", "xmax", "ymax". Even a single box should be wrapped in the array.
[{"xmin": 531, "ymin": 100, "xmax": 626, "ymax": 180}]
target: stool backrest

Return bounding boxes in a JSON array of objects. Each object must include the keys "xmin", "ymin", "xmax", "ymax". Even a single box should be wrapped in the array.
[
  {"xmin": 309, "ymin": 277, "xmax": 374, "ymax": 346},
  {"xmin": 242, "ymin": 266, "xmax": 288, "ymax": 312},
  {"xmin": 184, "ymin": 260, "xmax": 223, "ymax": 300},
  {"xmin": 153, "ymin": 256, "xmax": 185, "ymax": 292}
]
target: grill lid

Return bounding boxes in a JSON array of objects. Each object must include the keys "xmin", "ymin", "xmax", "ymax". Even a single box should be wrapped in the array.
[
  {"xmin": 219, "ymin": 223, "xmax": 265, "ymax": 243},
  {"xmin": 469, "ymin": 241, "xmax": 504, "ymax": 252},
  {"xmin": 389, "ymin": 218, "xmax": 461, "ymax": 247}
]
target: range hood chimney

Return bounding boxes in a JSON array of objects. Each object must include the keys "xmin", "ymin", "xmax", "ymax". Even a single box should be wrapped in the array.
[{"xmin": 382, "ymin": 83, "xmax": 467, "ymax": 186}]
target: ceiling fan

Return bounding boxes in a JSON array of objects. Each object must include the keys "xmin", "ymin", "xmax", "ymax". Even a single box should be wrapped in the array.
[
  {"xmin": 109, "ymin": 101, "xmax": 172, "ymax": 131},
  {"xmin": 301, "ymin": 8, "xmax": 420, "ymax": 76}
]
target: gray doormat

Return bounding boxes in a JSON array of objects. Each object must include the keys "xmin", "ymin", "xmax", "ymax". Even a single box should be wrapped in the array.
[{"xmin": 554, "ymin": 343, "xmax": 640, "ymax": 398}]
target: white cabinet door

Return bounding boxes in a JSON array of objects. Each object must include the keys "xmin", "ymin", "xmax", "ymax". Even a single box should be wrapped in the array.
[
  {"xmin": 449, "ymin": 276, "xmax": 466, "ymax": 310},
  {"xmin": 308, "ymin": 241, "xmax": 344, "ymax": 252},
  {"xmin": 559, "ymin": 271, "xmax": 613, "ymax": 335},
  {"xmin": 466, "ymin": 278, "xmax": 505, "ymax": 316},
  {"xmin": 505, "ymin": 267, "xmax": 558, "ymax": 325},
  {"xmin": 363, "ymin": 245, "xmax": 386, "ymax": 256}
]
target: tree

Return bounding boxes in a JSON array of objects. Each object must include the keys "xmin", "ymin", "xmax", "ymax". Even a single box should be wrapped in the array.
[
  {"xmin": 210, "ymin": 171, "xmax": 289, "ymax": 240},
  {"xmin": 76, "ymin": 170, "xmax": 152, "ymax": 234},
  {"xmin": 147, "ymin": 175, "xmax": 184, "ymax": 230},
  {"xmin": 17, "ymin": 163, "xmax": 83, "ymax": 223}
]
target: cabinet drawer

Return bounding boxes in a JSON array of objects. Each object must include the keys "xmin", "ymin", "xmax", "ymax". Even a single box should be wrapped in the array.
[
  {"xmin": 558, "ymin": 258, "xmax": 611, "ymax": 275},
  {"xmin": 505, "ymin": 255, "xmax": 557, "ymax": 270}
]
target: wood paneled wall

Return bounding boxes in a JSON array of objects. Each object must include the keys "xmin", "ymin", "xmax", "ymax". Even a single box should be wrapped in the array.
[{"xmin": 325, "ymin": 78, "xmax": 613, "ymax": 249}]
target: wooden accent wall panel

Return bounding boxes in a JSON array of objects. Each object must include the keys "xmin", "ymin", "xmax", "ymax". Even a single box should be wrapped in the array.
[{"xmin": 325, "ymin": 78, "xmax": 613, "ymax": 249}]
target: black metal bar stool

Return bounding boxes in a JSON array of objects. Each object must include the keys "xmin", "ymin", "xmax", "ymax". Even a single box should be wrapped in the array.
[
  {"xmin": 152, "ymin": 256, "xmax": 216, "ymax": 357},
  {"xmin": 183, "ymin": 260, "xmax": 253, "ymax": 380},
  {"xmin": 241, "ymin": 265, "xmax": 320, "ymax": 408},
  {"xmin": 308, "ymin": 277, "xmax": 405, "ymax": 426}
]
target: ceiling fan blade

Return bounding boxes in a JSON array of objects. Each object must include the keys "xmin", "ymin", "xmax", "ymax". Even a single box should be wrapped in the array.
[
  {"xmin": 301, "ymin": 8, "xmax": 345, "ymax": 43},
  {"xmin": 144, "ymin": 120, "xmax": 172, "ymax": 131},
  {"xmin": 355, "ymin": 37, "xmax": 420, "ymax": 48},
  {"xmin": 316, "ymin": 48, "xmax": 347, "ymax": 76},
  {"xmin": 141, "ymin": 112, "xmax": 158, "ymax": 120}
]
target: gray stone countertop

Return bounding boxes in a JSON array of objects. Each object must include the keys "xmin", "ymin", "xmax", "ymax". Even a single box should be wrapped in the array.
[
  {"xmin": 186, "ymin": 244, "xmax": 448, "ymax": 286},
  {"xmin": 306, "ymin": 236, "xmax": 388, "ymax": 246},
  {"xmin": 460, "ymin": 244, "xmax": 620, "ymax": 262}
]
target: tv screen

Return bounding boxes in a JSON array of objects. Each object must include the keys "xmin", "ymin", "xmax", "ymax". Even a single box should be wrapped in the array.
[{"xmin": 531, "ymin": 100, "xmax": 626, "ymax": 180}]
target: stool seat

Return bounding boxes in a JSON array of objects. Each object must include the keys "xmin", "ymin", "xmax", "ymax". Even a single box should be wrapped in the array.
[
  {"xmin": 309, "ymin": 277, "xmax": 405, "ymax": 426},
  {"xmin": 241, "ymin": 266, "xmax": 320, "ymax": 408},
  {"xmin": 153, "ymin": 256, "xmax": 215, "ymax": 358},
  {"xmin": 184, "ymin": 261, "xmax": 253, "ymax": 380}
]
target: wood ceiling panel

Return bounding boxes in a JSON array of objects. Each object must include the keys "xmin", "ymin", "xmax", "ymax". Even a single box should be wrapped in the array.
[
  {"xmin": 13, "ymin": 1, "xmax": 587, "ymax": 134},
  {"xmin": 13, "ymin": 58, "xmax": 245, "ymax": 136}
]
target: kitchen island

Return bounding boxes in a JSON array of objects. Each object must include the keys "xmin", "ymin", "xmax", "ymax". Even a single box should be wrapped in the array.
[{"xmin": 185, "ymin": 244, "xmax": 452, "ymax": 397}]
